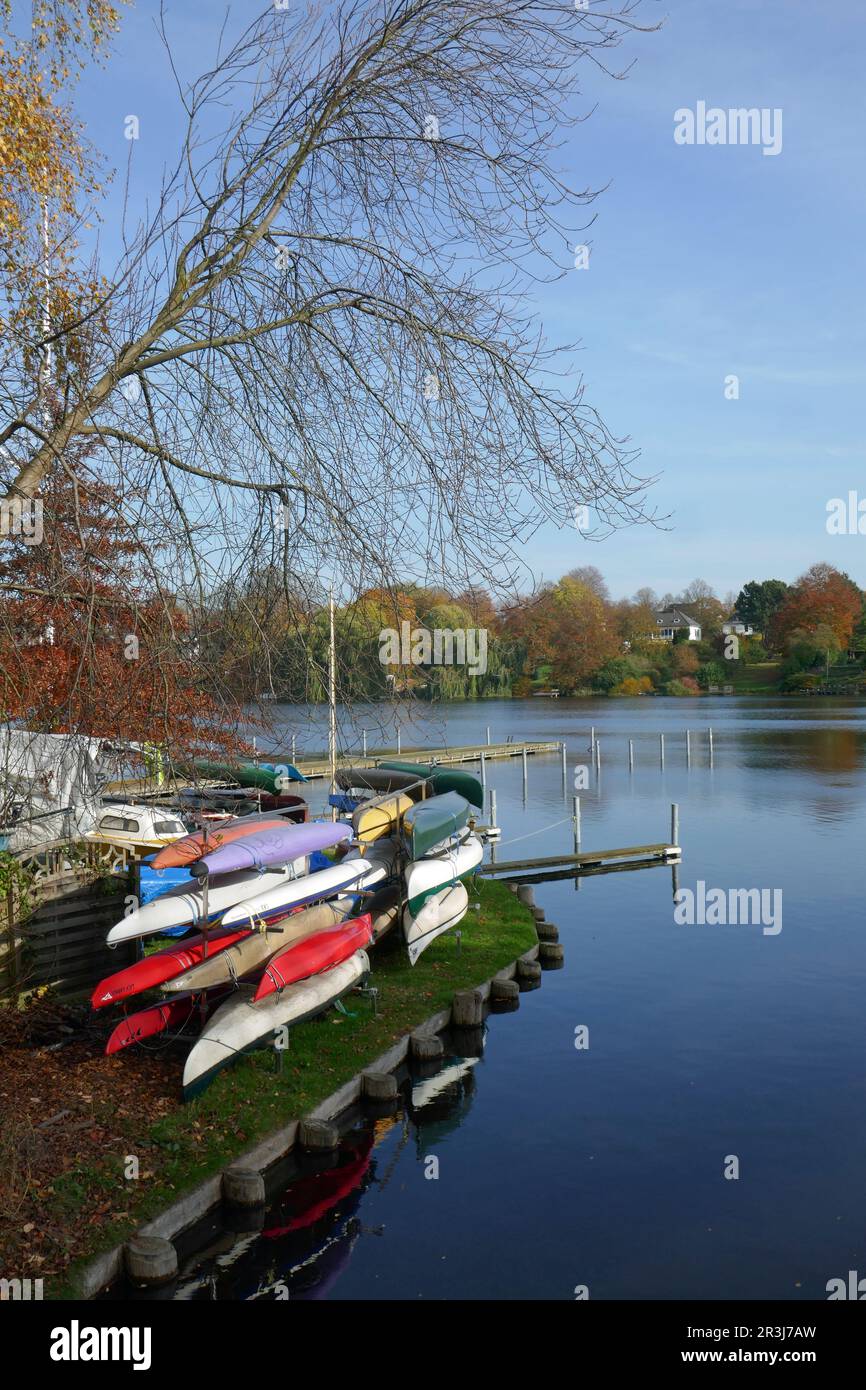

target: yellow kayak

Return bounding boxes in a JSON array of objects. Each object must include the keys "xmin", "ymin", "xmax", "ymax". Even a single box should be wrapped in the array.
[{"xmin": 352, "ymin": 792, "xmax": 413, "ymax": 844}]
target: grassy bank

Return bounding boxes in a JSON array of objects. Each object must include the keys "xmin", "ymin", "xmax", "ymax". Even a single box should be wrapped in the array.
[{"xmin": 0, "ymin": 878, "xmax": 535, "ymax": 1297}]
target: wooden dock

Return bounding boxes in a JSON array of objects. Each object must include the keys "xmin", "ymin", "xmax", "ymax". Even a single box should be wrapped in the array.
[
  {"xmin": 277, "ymin": 740, "xmax": 560, "ymax": 780},
  {"xmin": 479, "ymin": 841, "xmax": 681, "ymax": 882}
]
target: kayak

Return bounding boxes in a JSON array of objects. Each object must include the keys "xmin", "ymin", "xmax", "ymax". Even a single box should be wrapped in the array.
[
  {"xmin": 162, "ymin": 900, "xmax": 344, "ymax": 994},
  {"xmin": 363, "ymin": 883, "xmax": 401, "ymax": 941},
  {"xmin": 401, "ymin": 791, "xmax": 471, "ymax": 859},
  {"xmin": 403, "ymin": 881, "xmax": 469, "ymax": 966},
  {"xmin": 179, "ymin": 759, "xmax": 308, "ymax": 792},
  {"xmin": 106, "ymin": 864, "xmax": 299, "ymax": 944},
  {"xmin": 91, "ymin": 924, "xmax": 252, "ymax": 1009},
  {"xmin": 219, "ymin": 854, "xmax": 381, "ymax": 930},
  {"xmin": 404, "ymin": 832, "xmax": 483, "ymax": 914},
  {"xmin": 104, "ymin": 991, "xmax": 229, "ymax": 1055},
  {"xmin": 182, "ymin": 950, "xmax": 370, "ymax": 1098},
  {"xmin": 193, "ymin": 821, "xmax": 350, "ymax": 876},
  {"xmin": 254, "ymin": 913, "xmax": 373, "ymax": 1000},
  {"xmin": 178, "ymin": 787, "xmax": 307, "ymax": 820},
  {"xmin": 352, "ymin": 793, "xmax": 413, "ymax": 845},
  {"xmin": 378, "ymin": 760, "xmax": 483, "ymax": 810},
  {"xmin": 336, "ymin": 767, "xmax": 425, "ymax": 796},
  {"xmin": 152, "ymin": 811, "xmax": 297, "ymax": 869}
]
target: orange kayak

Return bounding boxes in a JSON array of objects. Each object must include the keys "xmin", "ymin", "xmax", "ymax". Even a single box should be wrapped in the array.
[{"xmin": 151, "ymin": 814, "xmax": 291, "ymax": 869}]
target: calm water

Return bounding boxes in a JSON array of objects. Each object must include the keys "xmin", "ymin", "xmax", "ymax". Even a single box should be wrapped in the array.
[{"xmin": 162, "ymin": 699, "xmax": 866, "ymax": 1299}]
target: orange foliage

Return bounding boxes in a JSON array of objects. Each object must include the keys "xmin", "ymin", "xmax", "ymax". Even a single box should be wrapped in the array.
[{"xmin": 768, "ymin": 563, "xmax": 862, "ymax": 651}]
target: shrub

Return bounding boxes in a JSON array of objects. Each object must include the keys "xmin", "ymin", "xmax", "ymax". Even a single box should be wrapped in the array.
[{"xmin": 610, "ymin": 675, "xmax": 653, "ymax": 697}]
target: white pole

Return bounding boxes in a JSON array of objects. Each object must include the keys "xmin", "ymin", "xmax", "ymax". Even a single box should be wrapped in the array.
[
  {"xmin": 573, "ymin": 796, "xmax": 581, "ymax": 854},
  {"xmin": 363, "ymin": 729, "xmax": 368, "ymax": 758},
  {"xmin": 397, "ymin": 728, "xmax": 401, "ymax": 755},
  {"xmin": 522, "ymin": 747, "xmax": 528, "ymax": 797},
  {"xmin": 709, "ymin": 726, "xmax": 714, "ymax": 765},
  {"xmin": 561, "ymin": 742, "xmax": 567, "ymax": 780},
  {"xmin": 480, "ymin": 750, "xmax": 487, "ymax": 788},
  {"xmin": 628, "ymin": 738, "xmax": 634, "ymax": 771},
  {"xmin": 486, "ymin": 726, "xmax": 491, "ymax": 746},
  {"xmin": 490, "ymin": 788, "xmax": 497, "ymax": 828},
  {"xmin": 686, "ymin": 729, "xmax": 691, "ymax": 767},
  {"xmin": 328, "ymin": 591, "xmax": 337, "ymax": 820},
  {"xmin": 291, "ymin": 733, "xmax": 296, "ymax": 765},
  {"xmin": 659, "ymin": 733, "xmax": 665, "ymax": 768},
  {"xmin": 671, "ymin": 802, "xmax": 679, "ymax": 847},
  {"xmin": 596, "ymin": 738, "xmax": 601, "ymax": 773}
]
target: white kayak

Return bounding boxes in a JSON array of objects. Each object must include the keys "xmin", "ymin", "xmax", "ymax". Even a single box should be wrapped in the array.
[
  {"xmin": 106, "ymin": 862, "xmax": 304, "ymax": 944},
  {"xmin": 403, "ymin": 881, "xmax": 469, "ymax": 965},
  {"xmin": 404, "ymin": 833, "xmax": 483, "ymax": 915},
  {"xmin": 182, "ymin": 948, "xmax": 370, "ymax": 1098},
  {"xmin": 219, "ymin": 854, "xmax": 378, "ymax": 929}
]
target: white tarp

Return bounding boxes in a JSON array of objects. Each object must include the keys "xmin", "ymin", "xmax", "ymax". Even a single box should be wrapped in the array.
[{"xmin": 0, "ymin": 728, "xmax": 117, "ymax": 850}]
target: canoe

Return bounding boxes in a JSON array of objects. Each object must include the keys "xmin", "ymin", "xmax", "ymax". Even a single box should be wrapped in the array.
[
  {"xmin": 106, "ymin": 864, "xmax": 298, "ymax": 944},
  {"xmin": 403, "ymin": 881, "xmax": 469, "ymax": 966},
  {"xmin": 219, "ymin": 856, "xmax": 374, "ymax": 930},
  {"xmin": 162, "ymin": 900, "xmax": 344, "ymax": 994},
  {"xmin": 335, "ymin": 767, "xmax": 425, "ymax": 795},
  {"xmin": 404, "ymin": 832, "xmax": 483, "ymax": 914},
  {"xmin": 400, "ymin": 791, "xmax": 471, "ymax": 859},
  {"xmin": 254, "ymin": 913, "xmax": 373, "ymax": 1000},
  {"xmin": 379, "ymin": 760, "xmax": 484, "ymax": 809},
  {"xmin": 104, "ymin": 991, "xmax": 231, "ymax": 1055},
  {"xmin": 180, "ymin": 759, "xmax": 308, "ymax": 792},
  {"xmin": 152, "ymin": 811, "xmax": 297, "ymax": 869},
  {"xmin": 193, "ymin": 821, "xmax": 350, "ymax": 876},
  {"xmin": 178, "ymin": 787, "xmax": 308, "ymax": 820},
  {"xmin": 91, "ymin": 925, "xmax": 252, "ymax": 1009},
  {"xmin": 182, "ymin": 950, "xmax": 370, "ymax": 1098},
  {"xmin": 352, "ymin": 793, "xmax": 413, "ymax": 845}
]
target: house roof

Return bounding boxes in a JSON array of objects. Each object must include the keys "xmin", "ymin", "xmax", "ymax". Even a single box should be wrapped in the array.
[{"xmin": 653, "ymin": 607, "xmax": 699, "ymax": 627}]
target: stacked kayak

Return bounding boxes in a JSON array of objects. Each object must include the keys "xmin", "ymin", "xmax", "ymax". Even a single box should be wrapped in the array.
[
  {"xmin": 399, "ymin": 791, "xmax": 480, "ymax": 962},
  {"xmin": 401, "ymin": 791, "xmax": 471, "ymax": 859},
  {"xmin": 379, "ymin": 760, "xmax": 484, "ymax": 810}
]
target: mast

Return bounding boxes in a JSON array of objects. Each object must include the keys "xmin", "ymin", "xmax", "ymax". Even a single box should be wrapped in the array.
[{"xmin": 328, "ymin": 589, "xmax": 337, "ymax": 819}]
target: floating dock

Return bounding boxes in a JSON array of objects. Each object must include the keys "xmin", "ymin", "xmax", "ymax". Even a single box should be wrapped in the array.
[
  {"xmin": 479, "ymin": 841, "xmax": 681, "ymax": 883},
  {"xmin": 285, "ymin": 740, "xmax": 559, "ymax": 779}
]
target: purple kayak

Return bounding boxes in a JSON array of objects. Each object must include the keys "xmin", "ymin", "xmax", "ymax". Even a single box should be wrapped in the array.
[{"xmin": 192, "ymin": 821, "xmax": 351, "ymax": 877}]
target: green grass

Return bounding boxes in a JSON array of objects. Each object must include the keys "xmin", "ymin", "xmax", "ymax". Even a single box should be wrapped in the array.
[
  {"xmin": 726, "ymin": 662, "xmax": 783, "ymax": 693},
  {"xmin": 57, "ymin": 877, "xmax": 535, "ymax": 1297}
]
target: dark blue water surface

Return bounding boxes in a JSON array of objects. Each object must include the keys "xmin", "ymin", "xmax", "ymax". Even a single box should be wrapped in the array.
[{"xmin": 169, "ymin": 698, "xmax": 866, "ymax": 1300}]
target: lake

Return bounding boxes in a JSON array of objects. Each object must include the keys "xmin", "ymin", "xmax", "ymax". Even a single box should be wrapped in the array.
[{"xmin": 156, "ymin": 697, "xmax": 866, "ymax": 1299}]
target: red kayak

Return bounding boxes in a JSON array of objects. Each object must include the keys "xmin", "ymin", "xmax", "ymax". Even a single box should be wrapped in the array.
[
  {"xmin": 91, "ymin": 925, "xmax": 252, "ymax": 1009},
  {"xmin": 151, "ymin": 814, "xmax": 291, "ymax": 869},
  {"xmin": 105, "ymin": 992, "xmax": 225, "ymax": 1055},
  {"xmin": 253, "ymin": 914, "xmax": 373, "ymax": 1001}
]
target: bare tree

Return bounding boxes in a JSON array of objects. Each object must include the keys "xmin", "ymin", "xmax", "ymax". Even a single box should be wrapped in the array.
[{"xmin": 1, "ymin": 0, "xmax": 659, "ymax": 742}]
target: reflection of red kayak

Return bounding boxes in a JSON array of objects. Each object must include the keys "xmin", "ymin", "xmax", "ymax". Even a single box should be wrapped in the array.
[
  {"xmin": 91, "ymin": 926, "xmax": 252, "ymax": 1009},
  {"xmin": 106, "ymin": 990, "xmax": 227, "ymax": 1054},
  {"xmin": 262, "ymin": 1140, "xmax": 373, "ymax": 1239},
  {"xmin": 253, "ymin": 914, "xmax": 373, "ymax": 1002}
]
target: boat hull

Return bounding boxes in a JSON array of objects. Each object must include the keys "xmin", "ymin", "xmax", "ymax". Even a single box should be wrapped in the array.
[
  {"xmin": 92, "ymin": 925, "xmax": 252, "ymax": 1008},
  {"xmin": 218, "ymin": 857, "xmax": 375, "ymax": 930},
  {"xmin": 404, "ymin": 833, "xmax": 483, "ymax": 914},
  {"xmin": 182, "ymin": 949, "xmax": 370, "ymax": 1098},
  {"xmin": 379, "ymin": 761, "xmax": 484, "ymax": 810},
  {"xmin": 106, "ymin": 865, "xmax": 298, "ymax": 944},
  {"xmin": 255, "ymin": 914, "xmax": 373, "ymax": 1000},
  {"xmin": 162, "ymin": 900, "xmax": 345, "ymax": 993},
  {"xmin": 401, "ymin": 791, "xmax": 471, "ymax": 859},
  {"xmin": 403, "ymin": 882, "xmax": 469, "ymax": 965},
  {"xmin": 195, "ymin": 821, "xmax": 350, "ymax": 875}
]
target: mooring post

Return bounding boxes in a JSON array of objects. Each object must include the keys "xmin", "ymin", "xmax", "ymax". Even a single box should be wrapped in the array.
[
  {"xmin": 486, "ymin": 726, "xmax": 491, "ymax": 746},
  {"xmin": 561, "ymin": 741, "xmax": 567, "ymax": 781},
  {"xmin": 522, "ymin": 746, "xmax": 528, "ymax": 796},
  {"xmin": 252, "ymin": 735, "xmax": 258, "ymax": 764},
  {"xmin": 628, "ymin": 737, "xmax": 634, "ymax": 771},
  {"xmin": 659, "ymin": 732, "xmax": 665, "ymax": 768},
  {"xmin": 362, "ymin": 729, "xmax": 368, "ymax": 757},
  {"xmin": 573, "ymin": 796, "xmax": 581, "ymax": 854},
  {"xmin": 590, "ymin": 726, "xmax": 596, "ymax": 756},
  {"xmin": 490, "ymin": 788, "xmax": 498, "ymax": 828},
  {"xmin": 686, "ymin": 729, "xmax": 691, "ymax": 767},
  {"xmin": 291, "ymin": 733, "xmax": 296, "ymax": 764},
  {"xmin": 480, "ymin": 750, "xmax": 487, "ymax": 788},
  {"xmin": 397, "ymin": 728, "xmax": 401, "ymax": 755},
  {"xmin": 708, "ymin": 726, "xmax": 714, "ymax": 764},
  {"xmin": 596, "ymin": 738, "xmax": 601, "ymax": 774},
  {"xmin": 671, "ymin": 802, "xmax": 679, "ymax": 847}
]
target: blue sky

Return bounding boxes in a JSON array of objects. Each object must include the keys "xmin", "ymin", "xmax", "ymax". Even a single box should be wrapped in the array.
[{"xmin": 72, "ymin": 0, "xmax": 865, "ymax": 604}]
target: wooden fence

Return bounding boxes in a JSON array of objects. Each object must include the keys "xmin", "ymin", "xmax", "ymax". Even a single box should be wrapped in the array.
[{"xmin": 1, "ymin": 840, "xmax": 137, "ymax": 1001}]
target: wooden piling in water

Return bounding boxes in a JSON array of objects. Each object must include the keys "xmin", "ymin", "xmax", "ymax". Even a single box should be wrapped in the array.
[
  {"xmin": 124, "ymin": 1234, "xmax": 178, "ymax": 1289},
  {"xmin": 223, "ymin": 1167, "xmax": 265, "ymax": 1209}
]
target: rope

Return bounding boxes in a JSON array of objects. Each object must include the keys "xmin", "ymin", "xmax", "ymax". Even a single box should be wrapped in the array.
[{"xmin": 494, "ymin": 814, "xmax": 575, "ymax": 850}]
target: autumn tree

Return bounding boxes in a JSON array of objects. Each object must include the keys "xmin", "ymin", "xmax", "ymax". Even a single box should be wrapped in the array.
[{"xmin": 768, "ymin": 564, "xmax": 862, "ymax": 653}]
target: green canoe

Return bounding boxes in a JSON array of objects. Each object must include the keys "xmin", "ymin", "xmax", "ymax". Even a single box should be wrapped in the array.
[
  {"xmin": 401, "ymin": 791, "xmax": 472, "ymax": 859},
  {"xmin": 181, "ymin": 759, "xmax": 308, "ymax": 792},
  {"xmin": 379, "ymin": 760, "xmax": 484, "ymax": 810}
]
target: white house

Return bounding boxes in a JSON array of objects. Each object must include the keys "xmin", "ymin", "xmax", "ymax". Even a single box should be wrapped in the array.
[
  {"xmin": 721, "ymin": 613, "xmax": 754, "ymax": 636},
  {"xmin": 650, "ymin": 607, "xmax": 702, "ymax": 642}
]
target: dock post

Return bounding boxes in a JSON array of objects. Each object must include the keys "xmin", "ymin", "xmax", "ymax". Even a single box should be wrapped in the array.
[
  {"xmin": 708, "ymin": 726, "xmax": 714, "ymax": 764},
  {"xmin": 397, "ymin": 729, "xmax": 401, "ymax": 755},
  {"xmin": 596, "ymin": 738, "xmax": 601, "ymax": 774},
  {"xmin": 671, "ymin": 802, "xmax": 679, "ymax": 847},
  {"xmin": 659, "ymin": 733, "xmax": 665, "ymax": 768},
  {"xmin": 486, "ymin": 726, "xmax": 491, "ymax": 746},
  {"xmin": 362, "ymin": 729, "xmax": 367, "ymax": 757},
  {"xmin": 590, "ymin": 726, "xmax": 596, "ymax": 756},
  {"xmin": 480, "ymin": 750, "xmax": 487, "ymax": 789},
  {"xmin": 628, "ymin": 738, "xmax": 634, "ymax": 772},
  {"xmin": 291, "ymin": 734, "xmax": 296, "ymax": 764},
  {"xmin": 561, "ymin": 742, "xmax": 567, "ymax": 781},
  {"xmin": 686, "ymin": 729, "xmax": 691, "ymax": 767},
  {"xmin": 490, "ymin": 788, "xmax": 498, "ymax": 829},
  {"xmin": 573, "ymin": 796, "xmax": 581, "ymax": 854},
  {"xmin": 522, "ymin": 746, "xmax": 528, "ymax": 797}
]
